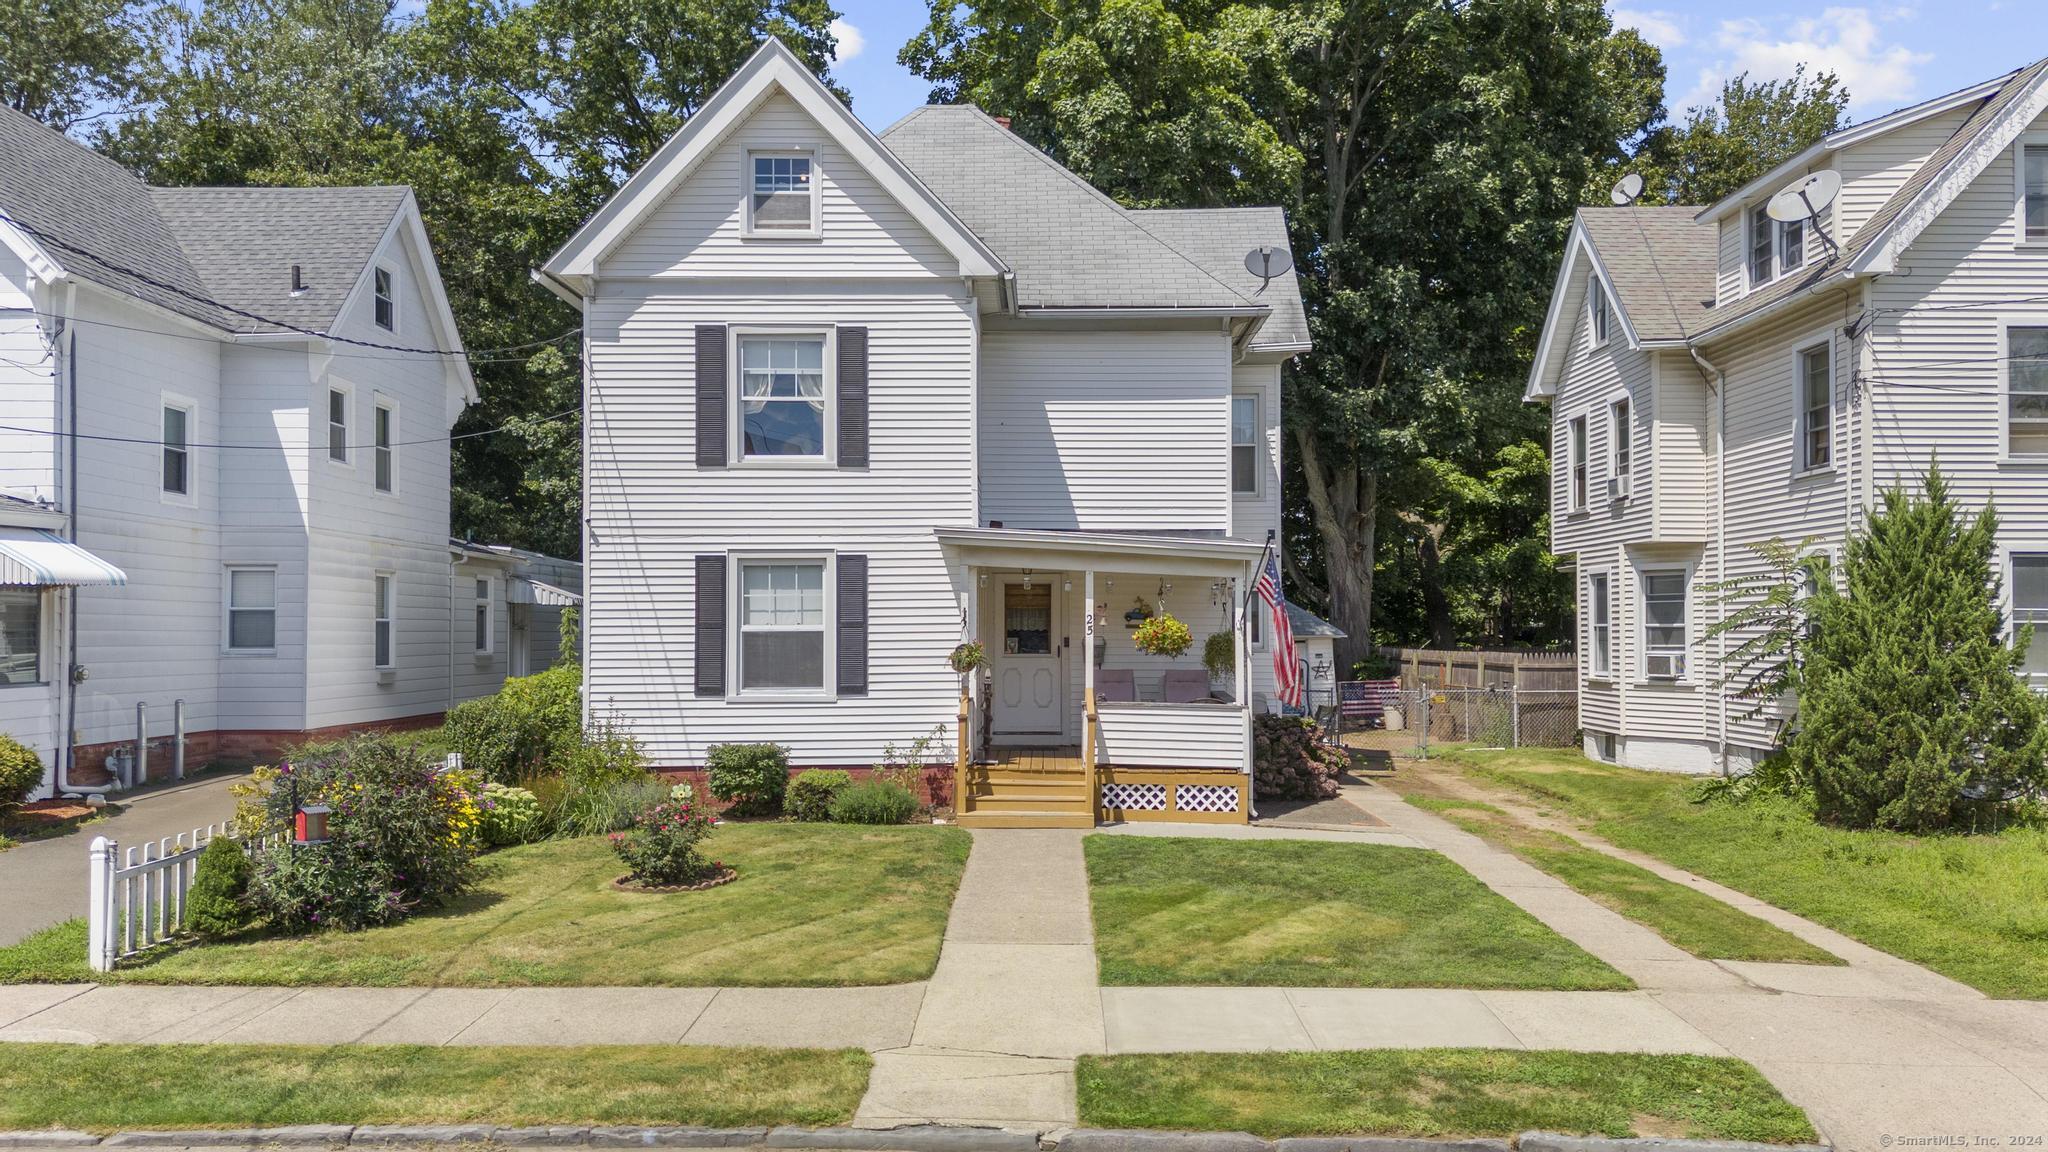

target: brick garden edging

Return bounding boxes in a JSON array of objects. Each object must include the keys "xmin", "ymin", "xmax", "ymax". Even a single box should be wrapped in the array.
[{"xmin": 0, "ymin": 1129, "xmax": 1831, "ymax": 1152}]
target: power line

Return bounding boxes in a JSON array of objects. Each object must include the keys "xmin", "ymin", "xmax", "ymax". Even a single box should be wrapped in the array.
[
  {"xmin": 0, "ymin": 305, "xmax": 578, "ymax": 367},
  {"xmin": 0, "ymin": 406, "xmax": 581, "ymax": 453}
]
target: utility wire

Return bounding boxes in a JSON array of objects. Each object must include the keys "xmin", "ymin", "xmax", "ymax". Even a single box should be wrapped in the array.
[
  {"xmin": 0, "ymin": 305, "xmax": 575, "ymax": 366},
  {"xmin": 0, "ymin": 406, "xmax": 580, "ymax": 453}
]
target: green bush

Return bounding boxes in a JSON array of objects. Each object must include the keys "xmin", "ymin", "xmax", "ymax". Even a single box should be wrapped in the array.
[
  {"xmin": 478, "ymin": 783, "xmax": 543, "ymax": 847},
  {"xmin": 828, "ymin": 779, "xmax": 919, "ymax": 825},
  {"xmin": 609, "ymin": 797, "xmax": 720, "ymax": 886},
  {"xmin": 444, "ymin": 664, "xmax": 583, "ymax": 783},
  {"xmin": 546, "ymin": 776, "xmax": 671, "ymax": 839},
  {"xmin": 561, "ymin": 717, "xmax": 648, "ymax": 791},
  {"xmin": 0, "ymin": 734, "xmax": 42, "ymax": 810},
  {"xmin": 787, "ymin": 769, "xmax": 851, "ymax": 822},
  {"xmin": 1792, "ymin": 467, "xmax": 2048, "ymax": 832},
  {"xmin": 1253, "ymin": 714, "xmax": 1345, "ymax": 801},
  {"xmin": 183, "ymin": 836, "xmax": 253, "ymax": 939},
  {"xmin": 245, "ymin": 737, "xmax": 481, "ymax": 932},
  {"xmin": 705, "ymin": 743, "xmax": 789, "ymax": 817}
]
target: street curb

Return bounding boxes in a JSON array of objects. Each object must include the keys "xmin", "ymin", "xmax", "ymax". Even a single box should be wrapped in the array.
[{"xmin": 0, "ymin": 1130, "xmax": 1831, "ymax": 1152}]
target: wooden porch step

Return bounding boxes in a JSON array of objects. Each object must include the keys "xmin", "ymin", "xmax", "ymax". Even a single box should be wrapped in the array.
[
  {"xmin": 972, "ymin": 770, "xmax": 1089, "ymax": 789},
  {"xmin": 968, "ymin": 791, "xmax": 1093, "ymax": 815},
  {"xmin": 955, "ymin": 808, "xmax": 1096, "ymax": 829}
]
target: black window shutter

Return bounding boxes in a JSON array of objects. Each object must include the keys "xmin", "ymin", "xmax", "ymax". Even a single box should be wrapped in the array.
[
  {"xmin": 837, "ymin": 326, "xmax": 869, "ymax": 468},
  {"xmin": 837, "ymin": 554, "xmax": 868, "ymax": 696},
  {"xmin": 695, "ymin": 325, "xmax": 727, "ymax": 468},
  {"xmin": 694, "ymin": 554, "xmax": 726, "ymax": 697}
]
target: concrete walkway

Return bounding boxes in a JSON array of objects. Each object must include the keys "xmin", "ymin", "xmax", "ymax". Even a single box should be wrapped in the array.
[
  {"xmin": 855, "ymin": 829, "xmax": 1105, "ymax": 1131},
  {"xmin": 0, "ymin": 772, "xmax": 247, "ymax": 947}
]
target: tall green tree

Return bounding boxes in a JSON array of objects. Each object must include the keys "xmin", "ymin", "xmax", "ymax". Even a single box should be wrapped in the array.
[
  {"xmin": 1, "ymin": 0, "xmax": 149, "ymax": 128},
  {"xmin": 1792, "ymin": 468, "xmax": 2048, "ymax": 832},
  {"xmin": 1629, "ymin": 66, "xmax": 1848, "ymax": 206},
  {"xmin": 904, "ymin": 0, "xmax": 1662, "ymax": 667}
]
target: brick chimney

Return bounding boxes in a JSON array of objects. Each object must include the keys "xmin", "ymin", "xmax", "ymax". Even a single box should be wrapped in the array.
[{"xmin": 993, "ymin": 115, "xmax": 1012, "ymax": 130}]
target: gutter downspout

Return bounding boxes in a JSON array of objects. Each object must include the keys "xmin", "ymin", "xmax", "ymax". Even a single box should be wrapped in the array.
[
  {"xmin": 1688, "ymin": 344, "xmax": 1729, "ymax": 777},
  {"xmin": 54, "ymin": 283, "xmax": 113, "ymax": 797}
]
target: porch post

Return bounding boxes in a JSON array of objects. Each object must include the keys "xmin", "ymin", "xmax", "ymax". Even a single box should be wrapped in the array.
[
  {"xmin": 1083, "ymin": 568, "xmax": 1096, "ymax": 768},
  {"xmin": 1239, "ymin": 561, "xmax": 1255, "ymax": 815}
]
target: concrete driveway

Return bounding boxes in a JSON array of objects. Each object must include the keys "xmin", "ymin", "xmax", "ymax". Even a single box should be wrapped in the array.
[{"xmin": 0, "ymin": 772, "xmax": 247, "ymax": 947}]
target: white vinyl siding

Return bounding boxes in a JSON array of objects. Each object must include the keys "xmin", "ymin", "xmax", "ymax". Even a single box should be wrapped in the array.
[{"xmin": 226, "ymin": 567, "xmax": 277, "ymax": 652}]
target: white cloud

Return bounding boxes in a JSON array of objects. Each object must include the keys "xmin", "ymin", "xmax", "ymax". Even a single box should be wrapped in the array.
[
  {"xmin": 829, "ymin": 18, "xmax": 865, "ymax": 63},
  {"xmin": 1611, "ymin": 8, "xmax": 1686, "ymax": 47},
  {"xmin": 1682, "ymin": 7, "xmax": 1930, "ymax": 114}
]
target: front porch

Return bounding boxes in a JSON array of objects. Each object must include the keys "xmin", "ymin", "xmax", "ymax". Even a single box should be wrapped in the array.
[{"xmin": 934, "ymin": 527, "xmax": 1264, "ymax": 829}]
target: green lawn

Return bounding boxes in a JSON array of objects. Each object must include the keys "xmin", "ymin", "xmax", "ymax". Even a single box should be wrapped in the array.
[
  {"xmin": 1076, "ymin": 1050, "xmax": 1815, "ymax": 1142},
  {"xmin": 1401, "ymin": 794, "xmax": 1840, "ymax": 965},
  {"xmin": 0, "ymin": 824, "xmax": 971, "ymax": 987},
  {"xmin": 1083, "ymin": 834, "xmax": 1632, "ymax": 989},
  {"xmin": 0, "ymin": 1043, "xmax": 869, "ymax": 1131},
  {"xmin": 1452, "ymin": 748, "xmax": 2048, "ymax": 999}
]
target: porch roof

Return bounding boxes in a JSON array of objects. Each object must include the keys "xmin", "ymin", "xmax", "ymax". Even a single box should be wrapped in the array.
[{"xmin": 935, "ymin": 526, "xmax": 1264, "ymax": 577}]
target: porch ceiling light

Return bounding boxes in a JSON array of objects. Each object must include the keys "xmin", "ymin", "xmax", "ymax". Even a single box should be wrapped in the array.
[
  {"xmin": 1063, "ymin": 577, "xmax": 1072, "ymax": 593},
  {"xmin": 978, "ymin": 572, "xmax": 987, "ymax": 589},
  {"xmin": 1022, "ymin": 569, "xmax": 1033, "ymax": 588}
]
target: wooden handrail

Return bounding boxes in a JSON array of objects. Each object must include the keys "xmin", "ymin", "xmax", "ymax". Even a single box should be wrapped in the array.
[
  {"xmin": 1083, "ymin": 687, "xmax": 1099, "ymax": 821},
  {"xmin": 955, "ymin": 690, "xmax": 971, "ymax": 813}
]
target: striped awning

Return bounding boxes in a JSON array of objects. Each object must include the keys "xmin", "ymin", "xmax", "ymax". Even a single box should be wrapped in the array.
[
  {"xmin": 0, "ymin": 528, "xmax": 128, "ymax": 587},
  {"xmin": 509, "ymin": 576, "xmax": 580, "ymax": 607}
]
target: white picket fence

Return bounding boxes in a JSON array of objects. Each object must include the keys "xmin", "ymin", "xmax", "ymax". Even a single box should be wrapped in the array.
[{"xmin": 86, "ymin": 825, "xmax": 268, "ymax": 972}]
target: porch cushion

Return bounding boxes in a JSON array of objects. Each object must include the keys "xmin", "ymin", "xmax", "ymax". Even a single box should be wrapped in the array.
[
  {"xmin": 1095, "ymin": 668, "xmax": 1136, "ymax": 703},
  {"xmin": 1162, "ymin": 669, "xmax": 1211, "ymax": 703}
]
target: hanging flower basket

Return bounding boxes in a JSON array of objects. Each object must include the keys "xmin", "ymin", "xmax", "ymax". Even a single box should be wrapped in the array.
[
  {"xmin": 949, "ymin": 641, "xmax": 987, "ymax": 675},
  {"xmin": 1132, "ymin": 613, "xmax": 1194, "ymax": 658}
]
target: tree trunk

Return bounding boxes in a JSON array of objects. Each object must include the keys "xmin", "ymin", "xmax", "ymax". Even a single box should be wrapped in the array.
[
  {"xmin": 1295, "ymin": 424, "xmax": 1376, "ymax": 676},
  {"xmin": 1418, "ymin": 529, "xmax": 1455, "ymax": 649}
]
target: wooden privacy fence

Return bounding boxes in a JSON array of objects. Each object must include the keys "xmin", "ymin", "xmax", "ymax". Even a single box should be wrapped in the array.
[{"xmin": 1379, "ymin": 646, "xmax": 1578, "ymax": 692}]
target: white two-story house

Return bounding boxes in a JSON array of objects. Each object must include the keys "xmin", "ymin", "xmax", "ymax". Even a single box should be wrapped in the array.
[
  {"xmin": 0, "ymin": 105, "xmax": 578, "ymax": 799},
  {"xmin": 540, "ymin": 40, "xmax": 1312, "ymax": 827},
  {"xmin": 1527, "ymin": 57, "xmax": 2048, "ymax": 775}
]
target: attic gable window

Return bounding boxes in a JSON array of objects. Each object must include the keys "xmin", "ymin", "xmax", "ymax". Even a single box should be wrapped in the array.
[
  {"xmin": 2025, "ymin": 145, "xmax": 2048, "ymax": 243},
  {"xmin": 373, "ymin": 266, "xmax": 395, "ymax": 331},
  {"xmin": 1589, "ymin": 281, "xmax": 1611, "ymax": 347},
  {"xmin": 747, "ymin": 152, "xmax": 817, "ymax": 235}
]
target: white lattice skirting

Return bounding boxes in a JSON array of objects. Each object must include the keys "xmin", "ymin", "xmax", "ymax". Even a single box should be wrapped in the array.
[
  {"xmin": 1100, "ymin": 782, "xmax": 1168, "ymax": 811},
  {"xmin": 1174, "ymin": 783, "xmax": 1240, "ymax": 814}
]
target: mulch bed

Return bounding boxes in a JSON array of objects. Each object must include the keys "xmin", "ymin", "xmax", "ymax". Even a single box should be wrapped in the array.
[
  {"xmin": 610, "ymin": 865, "xmax": 739, "ymax": 894},
  {"xmin": 1, "ymin": 799, "xmax": 106, "ymax": 838}
]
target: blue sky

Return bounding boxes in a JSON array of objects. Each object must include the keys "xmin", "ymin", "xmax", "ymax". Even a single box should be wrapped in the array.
[{"xmin": 826, "ymin": 1, "xmax": 2032, "ymax": 132}]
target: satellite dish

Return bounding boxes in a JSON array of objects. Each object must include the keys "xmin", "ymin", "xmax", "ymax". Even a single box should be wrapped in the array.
[
  {"xmin": 1767, "ymin": 169, "xmax": 1841, "ymax": 223},
  {"xmin": 1244, "ymin": 245, "xmax": 1293, "ymax": 287},
  {"xmin": 1610, "ymin": 173, "xmax": 1645, "ymax": 206}
]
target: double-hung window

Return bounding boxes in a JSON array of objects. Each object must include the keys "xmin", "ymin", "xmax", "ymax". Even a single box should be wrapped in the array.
[
  {"xmin": 0, "ymin": 587, "xmax": 41, "ymax": 684},
  {"xmin": 1798, "ymin": 342, "xmax": 1832, "ymax": 470},
  {"xmin": 2010, "ymin": 327, "xmax": 2048, "ymax": 457},
  {"xmin": 1588, "ymin": 572, "xmax": 1611, "ymax": 678},
  {"xmin": 328, "ymin": 388, "xmax": 349, "ymax": 462},
  {"xmin": 738, "ymin": 560, "xmax": 826, "ymax": 692},
  {"xmin": 1568, "ymin": 415, "xmax": 1589, "ymax": 511},
  {"xmin": 748, "ymin": 152, "xmax": 816, "ymax": 234},
  {"xmin": 1749, "ymin": 205, "xmax": 1806, "ymax": 286},
  {"xmin": 2015, "ymin": 554, "xmax": 2048, "ymax": 685},
  {"xmin": 738, "ymin": 336, "xmax": 827, "ymax": 458},
  {"xmin": 2023, "ymin": 145, "xmax": 2047, "ymax": 243},
  {"xmin": 162, "ymin": 403, "xmax": 190, "ymax": 496},
  {"xmin": 1231, "ymin": 395, "xmax": 1260, "ymax": 494},
  {"xmin": 227, "ymin": 567, "xmax": 276, "ymax": 652},
  {"xmin": 373, "ymin": 573, "xmax": 394, "ymax": 669},
  {"xmin": 373, "ymin": 267, "xmax": 395, "ymax": 331},
  {"xmin": 474, "ymin": 578, "xmax": 493, "ymax": 654},
  {"xmin": 1589, "ymin": 282, "xmax": 1611, "ymax": 346},
  {"xmin": 1641, "ymin": 568, "xmax": 1688, "ymax": 679},
  {"xmin": 373, "ymin": 401, "xmax": 396, "ymax": 491},
  {"xmin": 1609, "ymin": 397, "xmax": 1631, "ymax": 496}
]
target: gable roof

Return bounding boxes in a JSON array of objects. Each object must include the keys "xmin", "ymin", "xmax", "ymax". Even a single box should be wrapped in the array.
[
  {"xmin": 543, "ymin": 38, "xmax": 1004, "ymax": 282},
  {"xmin": 1525, "ymin": 207, "xmax": 1715, "ymax": 397},
  {"xmin": 881, "ymin": 106, "xmax": 1261, "ymax": 313},
  {"xmin": 1126, "ymin": 207, "xmax": 1306, "ymax": 348},
  {"xmin": 0, "ymin": 102, "xmax": 450, "ymax": 351}
]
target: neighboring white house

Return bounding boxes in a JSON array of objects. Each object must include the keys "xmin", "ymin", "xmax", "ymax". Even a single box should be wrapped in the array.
[
  {"xmin": 540, "ymin": 40, "xmax": 1317, "ymax": 826},
  {"xmin": 1527, "ymin": 57, "xmax": 2048, "ymax": 775},
  {"xmin": 0, "ymin": 104, "xmax": 580, "ymax": 799}
]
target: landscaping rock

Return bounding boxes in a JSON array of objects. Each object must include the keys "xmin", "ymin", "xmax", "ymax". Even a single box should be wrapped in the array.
[
  {"xmin": 350, "ymin": 1127, "xmax": 497, "ymax": 1146},
  {"xmin": 1277, "ymin": 1140, "xmax": 1511, "ymax": 1152},
  {"xmin": 492, "ymin": 1130, "xmax": 591, "ymax": 1147},
  {"xmin": 1269, "ymin": 1131, "xmax": 1515, "ymax": 1139},
  {"xmin": 1516, "ymin": 1137, "xmax": 1829, "ymax": 1152},
  {"xmin": 0, "ymin": 1134, "xmax": 101, "ymax": 1148},
  {"xmin": 767, "ymin": 1127, "xmax": 1039, "ymax": 1152},
  {"xmin": 588, "ymin": 1130, "xmax": 768, "ymax": 1149},
  {"xmin": 1058, "ymin": 1131, "xmax": 1270, "ymax": 1152}
]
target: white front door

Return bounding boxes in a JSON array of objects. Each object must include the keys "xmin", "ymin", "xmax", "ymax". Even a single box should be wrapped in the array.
[{"xmin": 991, "ymin": 578, "xmax": 1063, "ymax": 738}]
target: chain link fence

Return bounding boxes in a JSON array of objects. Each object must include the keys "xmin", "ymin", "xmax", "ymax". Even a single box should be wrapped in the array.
[{"xmin": 1323, "ymin": 682, "xmax": 1578, "ymax": 760}]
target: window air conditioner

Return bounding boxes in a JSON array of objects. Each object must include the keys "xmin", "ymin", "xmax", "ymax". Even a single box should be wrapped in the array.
[{"xmin": 1607, "ymin": 474, "xmax": 1631, "ymax": 502}]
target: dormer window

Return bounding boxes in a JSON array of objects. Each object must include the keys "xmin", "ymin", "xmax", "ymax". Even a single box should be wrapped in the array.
[
  {"xmin": 373, "ymin": 266, "xmax": 395, "ymax": 331},
  {"xmin": 1748, "ymin": 205, "xmax": 1805, "ymax": 287},
  {"xmin": 747, "ymin": 152, "xmax": 817, "ymax": 235},
  {"xmin": 1589, "ymin": 281, "xmax": 1611, "ymax": 347}
]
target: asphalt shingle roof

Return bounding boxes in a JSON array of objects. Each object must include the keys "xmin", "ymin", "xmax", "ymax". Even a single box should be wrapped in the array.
[
  {"xmin": 1128, "ymin": 207, "xmax": 1308, "ymax": 348},
  {"xmin": 1575, "ymin": 206, "xmax": 1717, "ymax": 343},
  {"xmin": 0, "ymin": 103, "xmax": 408, "ymax": 335},
  {"xmin": 880, "ymin": 106, "xmax": 1266, "ymax": 312}
]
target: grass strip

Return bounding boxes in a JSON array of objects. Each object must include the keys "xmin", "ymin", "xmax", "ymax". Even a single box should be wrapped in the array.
[
  {"xmin": 1084, "ymin": 834, "xmax": 1632, "ymax": 990},
  {"xmin": 0, "ymin": 1042, "xmax": 871, "ymax": 1131},
  {"xmin": 1075, "ymin": 1049, "xmax": 1816, "ymax": 1142}
]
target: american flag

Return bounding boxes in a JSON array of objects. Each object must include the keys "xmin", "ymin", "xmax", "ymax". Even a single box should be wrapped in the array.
[{"xmin": 1254, "ymin": 552, "xmax": 1302, "ymax": 709}]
